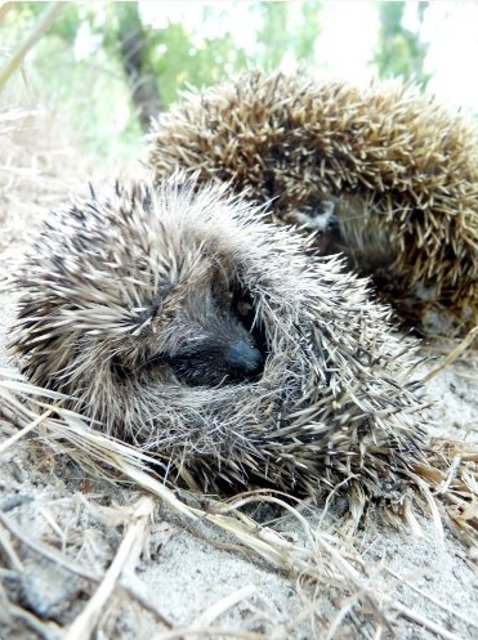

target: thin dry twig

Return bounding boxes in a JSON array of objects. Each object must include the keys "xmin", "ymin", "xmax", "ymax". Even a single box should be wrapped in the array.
[
  {"xmin": 0, "ymin": 523, "xmax": 23, "ymax": 572},
  {"xmin": 386, "ymin": 567, "xmax": 478, "ymax": 631},
  {"xmin": 2, "ymin": 371, "xmax": 478, "ymax": 638},
  {"xmin": 324, "ymin": 593, "xmax": 363, "ymax": 640},
  {"xmin": 0, "ymin": 3, "xmax": 63, "ymax": 90},
  {"xmin": 422, "ymin": 325, "xmax": 478, "ymax": 383},
  {"xmin": 0, "ymin": 406, "xmax": 54, "ymax": 454},
  {"xmin": 0, "ymin": 509, "xmax": 173, "ymax": 629},
  {"xmin": 152, "ymin": 627, "xmax": 272, "ymax": 640},
  {"xmin": 65, "ymin": 495, "xmax": 155, "ymax": 640},
  {"xmin": 192, "ymin": 585, "xmax": 257, "ymax": 628},
  {"xmin": 392, "ymin": 603, "xmax": 464, "ymax": 640}
]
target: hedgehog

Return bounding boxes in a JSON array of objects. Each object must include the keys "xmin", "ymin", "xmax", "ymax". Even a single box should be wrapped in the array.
[
  {"xmin": 8, "ymin": 173, "xmax": 428, "ymax": 508},
  {"xmin": 147, "ymin": 70, "xmax": 478, "ymax": 336}
]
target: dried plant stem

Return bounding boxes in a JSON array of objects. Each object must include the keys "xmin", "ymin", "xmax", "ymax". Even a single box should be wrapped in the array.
[
  {"xmin": 0, "ymin": 406, "xmax": 53, "ymax": 454},
  {"xmin": 0, "ymin": 3, "xmax": 63, "ymax": 90},
  {"xmin": 8, "ymin": 605, "xmax": 61, "ymax": 640},
  {"xmin": 65, "ymin": 496, "xmax": 155, "ymax": 640},
  {"xmin": 0, "ymin": 523, "xmax": 23, "ymax": 572},
  {"xmin": 386, "ymin": 568, "xmax": 478, "ymax": 631},
  {"xmin": 0, "ymin": 510, "xmax": 173, "ymax": 628},
  {"xmin": 1, "ymin": 377, "xmax": 478, "ymax": 638},
  {"xmin": 0, "ymin": 510, "xmax": 98, "ymax": 581},
  {"xmin": 392, "ymin": 603, "xmax": 464, "ymax": 640},
  {"xmin": 192, "ymin": 585, "xmax": 257, "ymax": 628},
  {"xmin": 422, "ymin": 325, "xmax": 478, "ymax": 383},
  {"xmin": 153, "ymin": 627, "xmax": 270, "ymax": 640}
]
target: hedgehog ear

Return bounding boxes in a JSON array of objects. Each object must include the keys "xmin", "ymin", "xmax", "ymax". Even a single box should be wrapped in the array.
[{"xmin": 293, "ymin": 200, "xmax": 336, "ymax": 232}]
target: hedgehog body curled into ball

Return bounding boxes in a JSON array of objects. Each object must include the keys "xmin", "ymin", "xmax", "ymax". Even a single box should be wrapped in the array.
[
  {"xmin": 9, "ymin": 174, "xmax": 427, "ymax": 502},
  {"xmin": 147, "ymin": 70, "xmax": 478, "ymax": 336}
]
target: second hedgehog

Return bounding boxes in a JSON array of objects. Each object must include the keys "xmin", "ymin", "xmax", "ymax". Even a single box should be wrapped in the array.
[
  {"xmin": 10, "ymin": 174, "xmax": 427, "ymax": 507},
  {"xmin": 148, "ymin": 70, "xmax": 478, "ymax": 336}
]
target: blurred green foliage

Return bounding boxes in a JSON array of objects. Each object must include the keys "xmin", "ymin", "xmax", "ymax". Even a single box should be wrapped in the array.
[
  {"xmin": 2, "ymin": 1, "xmax": 432, "ymax": 160},
  {"xmin": 257, "ymin": 1, "xmax": 320, "ymax": 68},
  {"xmin": 374, "ymin": 1, "xmax": 430, "ymax": 87}
]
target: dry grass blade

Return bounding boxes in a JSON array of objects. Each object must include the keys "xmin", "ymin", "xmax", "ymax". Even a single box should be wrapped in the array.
[
  {"xmin": 8, "ymin": 450, "xmax": 387, "ymax": 634},
  {"xmin": 192, "ymin": 585, "xmax": 257, "ymax": 628},
  {"xmin": 0, "ymin": 406, "xmax": 54, "ymax": 454},
  {"xmin": 392, "ymin": 603, "xmax": 464, "ymax": 640},
  {"xmin": 0, "ymin": 522, "xmax": 23, "ymax": 572},
  {"xmin": 2, "ymin": 369, "xmax": 478, "ymax": 638},
  {"xmin": 152, "ymin": 628, "xmax": 271, "ymax": 640},
  {"xmin": 386, "ymin": 567, "xmax": 478, "ymax": 631},
  {"xmin": 1, "ymin": 375, "xmax": 390, "ymax": 633},
  {"xmin": 39, "ymin": 412, "xmax": 362, "ymax": 593},
  {"xmin": 65, "ymin": 496, "xmax": 155, "ymax": 640},
  {"xmin": 422, "ymin": 325, "xmax": 478, "ymax": 383},
  {"xmin": 0, "ymin": 2, "xmax": 63, "ymax": 90},
  {"xmin": 0, "ymin": 509, "xmax": 174, "ymax": 629},
  {"xmin": 412, "ymin": 438, "xmax": 478, "ymax": 552}
]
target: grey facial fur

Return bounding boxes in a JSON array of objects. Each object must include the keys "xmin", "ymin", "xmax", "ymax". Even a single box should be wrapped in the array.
[{"xmin": 128, "ymin": 282, "xmax": 265, "ymax": 387}]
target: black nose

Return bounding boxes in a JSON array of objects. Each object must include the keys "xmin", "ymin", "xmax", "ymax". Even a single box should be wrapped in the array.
[
  {"xmin": 168, "ymin": 336, "xmax": 265, "ymax": 387},
  {"xmin": 227, "ymin": 339, "xmax": 264, "ymax": 376}
]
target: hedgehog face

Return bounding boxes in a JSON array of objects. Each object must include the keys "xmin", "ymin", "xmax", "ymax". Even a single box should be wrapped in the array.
[
  {"xmin": 164, "ymin": 288, "xmax": 265, "ymax": 387},
  {"xmin": 292, "ymin": 199, "xmax": 340, "ymax": 253},
  {"xmin": 124, "ymin": 274, "xmax": 266, "ymax": 388},
  {"xmin": 106, "ymin": 183, "xmax": 269, "ymax": 388},
  {"xmin": 10, "ymin": 177, "xmax": 275, "ymax": 397}
]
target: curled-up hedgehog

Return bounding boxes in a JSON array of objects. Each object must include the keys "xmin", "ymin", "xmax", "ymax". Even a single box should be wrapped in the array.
[
  {"xmin": 9, "ymin": 174, "xmax": 428, "ymax": 509},
  {"xmin": 147, "ymin": 70, "xmax": 478, "ymax": 336}
]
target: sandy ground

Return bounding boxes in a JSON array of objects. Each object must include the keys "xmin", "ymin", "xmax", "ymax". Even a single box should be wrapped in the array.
[{"xmin": 0, "ymin": 111, "xmax": 477, "ymax": 640}]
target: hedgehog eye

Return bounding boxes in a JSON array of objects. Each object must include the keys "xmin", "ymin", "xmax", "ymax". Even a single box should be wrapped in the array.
[
  {"xmin": 231, "ymin": 286, "xmax": 257, "ymax": 325},
  {"xmin": 211, "ymin": 279, "xmax": 233, "ymax": 306},
  {"xmin": 236, "ymin": 299, "xmax": 253, "ymax": 317}
]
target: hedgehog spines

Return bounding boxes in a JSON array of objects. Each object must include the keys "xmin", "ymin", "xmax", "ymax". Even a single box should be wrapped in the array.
[
  {"xmin": 148, "ymin": 69, "xmax": 478, "ymax": 336},
  {"xmin": 9, "ymin": 173, "xmax": 428, "ymax": 503}
]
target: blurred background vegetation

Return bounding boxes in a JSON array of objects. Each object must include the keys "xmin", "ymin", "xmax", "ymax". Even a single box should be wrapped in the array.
[{"xmin": 0, "ymin": 1, "xmax": 474, "ymax": 162}]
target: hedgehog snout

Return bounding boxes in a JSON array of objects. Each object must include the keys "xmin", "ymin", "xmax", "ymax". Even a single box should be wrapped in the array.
[
  {"xmin": 168, "ymin": 331, "xmax": 265, "ymax": 387},
  {"xmin": 227, "ymin": 338, "xmax": 264, "ymax": 375},
  {"xmin": 292, "ymin": 200, "xmax": 340, "ymax": 254}
]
